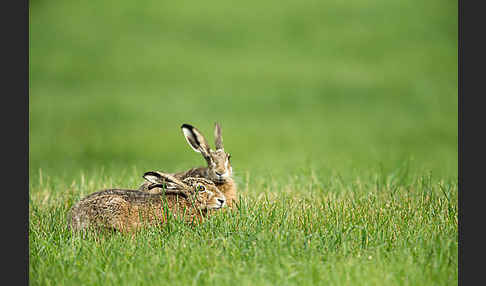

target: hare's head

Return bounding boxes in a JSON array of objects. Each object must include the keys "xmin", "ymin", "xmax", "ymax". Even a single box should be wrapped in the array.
[
  {"xmin": 143, "ymin": 171, "xmax": 226, "ymax": 210},
  {"xmin": 181, "ymin": 123, "xmax": 232, "ymax": 184}
]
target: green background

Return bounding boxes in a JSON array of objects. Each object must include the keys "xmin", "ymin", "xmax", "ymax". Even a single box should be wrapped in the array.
[{"xmin": 30, "ymin": 0, "xmax": 457, "ymax": 184}]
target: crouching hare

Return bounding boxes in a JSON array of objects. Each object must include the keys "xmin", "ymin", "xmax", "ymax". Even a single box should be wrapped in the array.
[
  {"xmin": 139, "ymin": 123, "xmax": 238, "ymax": 208},
  {"xmin": 69, "ymin": 171, "xmax": 226, "ymax": 233}
]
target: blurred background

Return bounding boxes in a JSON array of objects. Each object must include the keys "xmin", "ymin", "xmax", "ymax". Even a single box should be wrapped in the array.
[{"xmin": 29, "ymin": 0, "xmax": 457, "ymax": 187}]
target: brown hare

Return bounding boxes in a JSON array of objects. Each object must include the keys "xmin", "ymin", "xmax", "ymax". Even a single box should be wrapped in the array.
[
  {"xmin": 139, "ymin": 123, "xmax": 238, "ymax": 207},
  {"xmin": 69, "ymin": 171, "xmax": 226, "ymax": 233}
]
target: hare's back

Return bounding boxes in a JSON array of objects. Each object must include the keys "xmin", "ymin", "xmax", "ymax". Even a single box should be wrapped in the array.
[{"xmin": 69, "ymin": 189, "xmax": 159, "ymax": 230}]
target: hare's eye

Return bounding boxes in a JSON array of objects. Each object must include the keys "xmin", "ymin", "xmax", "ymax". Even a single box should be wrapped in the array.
[{"xmin": 196, "ymin": 185, "xmax": 206, "ymax": 192}]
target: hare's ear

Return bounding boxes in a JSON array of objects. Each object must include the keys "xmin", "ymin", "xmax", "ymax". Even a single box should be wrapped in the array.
[
  {"xmin": 143, "ymin": 171, "xmax": 189, "ymax": 189},
  {"xmin": 143, "ymin": 171, "xmax": 164, "ymax": 184},
  {"xmin": 214, "ymin": 122, "xmax": 224, "ymax": 150},
  {"xmin": 181, "ymin": 124, "xmax": 211, "ymax": 158}
]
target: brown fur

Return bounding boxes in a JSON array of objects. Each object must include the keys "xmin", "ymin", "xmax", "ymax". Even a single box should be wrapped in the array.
[
  {"xmin": 69, "ymin": 173, "xmax": 226, "ymax": 233},
  {"xmin": 139, "ymin": 123, "xmax": 238, "ymax": 207}
]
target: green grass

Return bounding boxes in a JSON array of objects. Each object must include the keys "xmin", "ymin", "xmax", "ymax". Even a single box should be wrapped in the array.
[
  {"xmin": 29, "ymin": 0, "xmax": 457, "ymax": 284},
  {"xmin": 30, "ymin": 172, "xmax": 457, "ymax": 285}
]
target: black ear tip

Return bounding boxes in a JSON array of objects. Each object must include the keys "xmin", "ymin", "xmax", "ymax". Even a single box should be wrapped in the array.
[
  {"xmin": 181, "ymin": 123, "xmax": 194, "ymax": 130},
  {"xmin": 143, "ymin": 171, "xmax": 160, "ymax": 178}
]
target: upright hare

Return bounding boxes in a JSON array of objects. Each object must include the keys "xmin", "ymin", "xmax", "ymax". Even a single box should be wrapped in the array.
[{"xmin": 140, "ymin": 123, "xmax": 238, "ymax": 207}]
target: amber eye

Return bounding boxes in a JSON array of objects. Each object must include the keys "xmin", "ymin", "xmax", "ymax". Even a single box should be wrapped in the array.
[{"xmin": 196, "ymin": 184, "xmax": 206, "ymax": 192}]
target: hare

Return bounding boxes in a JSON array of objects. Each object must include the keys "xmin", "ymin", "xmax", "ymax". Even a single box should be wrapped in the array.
[
  {"xmin": 69, "ymin": 171, "xmax": 226, "ymax": 233},
  {"xmin": 139, "ymin": 123, "xmax": 238, "ymax": 208}
]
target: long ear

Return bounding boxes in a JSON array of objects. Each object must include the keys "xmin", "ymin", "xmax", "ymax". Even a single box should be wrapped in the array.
[
  {"xmin": 181, "ymin": 124, "xmax": 211, "ymax": 158},
  {"xmin": 214, "ymin": 122, "xmax": 224, "ymax": 150},
  {"xmin": 143, "ymin": 171, "xmax": 189, "ymax": 189}
]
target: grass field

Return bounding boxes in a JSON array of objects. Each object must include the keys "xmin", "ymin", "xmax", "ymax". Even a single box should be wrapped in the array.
[{"xmin": 29, "ymin": 0, "xmax": 457, "ymax": 285}]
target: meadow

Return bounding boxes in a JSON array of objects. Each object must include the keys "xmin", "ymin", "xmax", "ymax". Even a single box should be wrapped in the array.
[{"xmin": 29, "ymin": 0, "xmax": 457, "ymax": 285}]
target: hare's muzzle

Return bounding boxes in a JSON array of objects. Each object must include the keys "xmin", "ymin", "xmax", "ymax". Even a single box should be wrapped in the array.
[
  {"xmin": 217, "ymin": 198, "xmax": 226, "ymax": 208},
  {"xmin": 209, "ymin": 197, "xmax": 226, "ymax": 209},
  {"xmin": 213, "ymin": 171, "xmax": 229, "ymax": 184}
]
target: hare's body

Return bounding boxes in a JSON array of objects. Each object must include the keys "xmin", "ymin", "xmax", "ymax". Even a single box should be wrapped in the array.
[
  {"xmin": 70, "ymin": 189, "xmax": 204, "ymax": 232},
  {"xmin": 139, "ymin": 123, "xmax": 238, "ymax": 207},
  {"xmin": 70, "ymin": 173, "xmax": 226, "ymax": 233}
]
